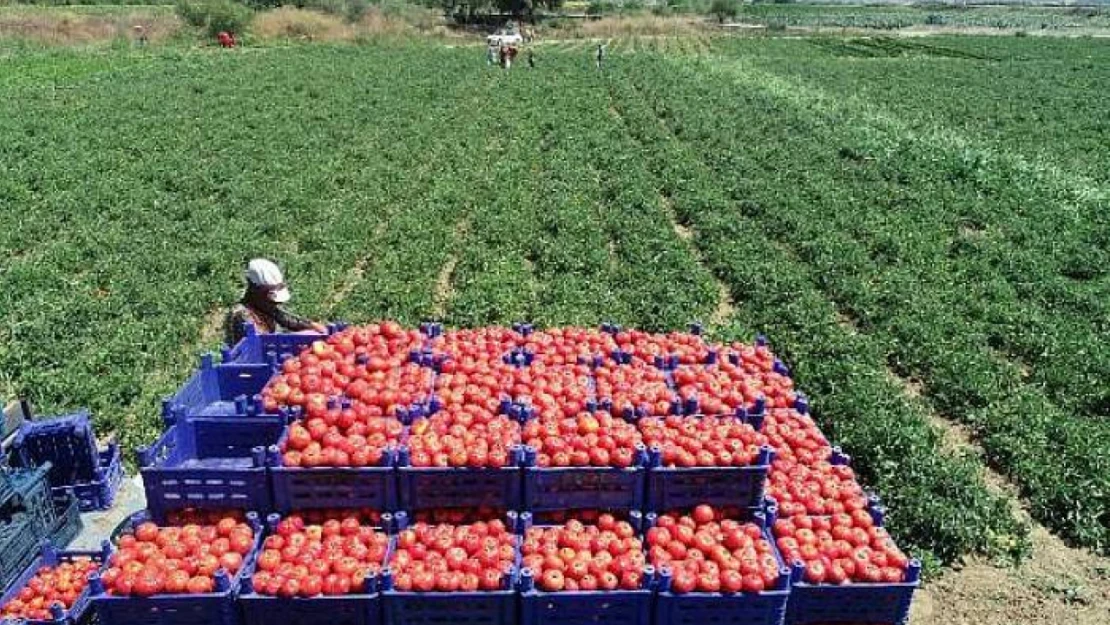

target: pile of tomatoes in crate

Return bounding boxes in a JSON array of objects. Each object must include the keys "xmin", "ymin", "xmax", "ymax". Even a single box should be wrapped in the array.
[
  {"xmin": 522, "ymin": 513, "xmax": 647, "ymax": 592},
  {"xmin": 253, "ymin": 513, "xmax": 390, "ymax": 597},
  {"xmin": 100, "ymin": 515, "xmax": 255, "ymax": 597},
  {"xmin": 0, "ymin": 557, "xmax": 99, "ymax": 621},
  {"xmin": 648, "ymin": 505, "xmax": 782, "ymax": 594},
  {"xmin": 259, "ymin": 324, "xmax": 799, "ymax": 475},
  {"xmin": 389, "ymin": 520, "xmax": 517, "ymax": 592}
]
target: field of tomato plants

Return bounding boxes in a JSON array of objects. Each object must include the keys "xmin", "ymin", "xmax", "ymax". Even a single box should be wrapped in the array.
[
  {"xmin": 735, "ymin": 4, "xmax": 1110, "ymax": 32},
  {"xmin": 0, "ymin": 34, "xmax": 1107, "ymax": 578}
]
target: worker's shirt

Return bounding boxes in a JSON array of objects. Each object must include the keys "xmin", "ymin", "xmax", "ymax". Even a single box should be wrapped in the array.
[{"xmin": 223, "ymin": 301, "xmax": 315, "ymax": 347}]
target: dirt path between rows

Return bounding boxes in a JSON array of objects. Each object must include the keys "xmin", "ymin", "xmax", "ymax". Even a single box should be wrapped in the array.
[
  {"xmin": 893, "ymin": 369, "xmax": 1110, "ymax": 625},
  {"xmin": 912, "ymin": 526, "xmax": 1110, "ymax": 625}
]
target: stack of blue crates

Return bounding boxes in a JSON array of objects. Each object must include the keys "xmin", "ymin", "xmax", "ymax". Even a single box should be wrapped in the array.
[
  {"xmin": 10, "ymin": 409, "xmax": 123, "ymax": 513},
  {"xmin": 119, "ymin": 323, "xmax": 920, "ymax": 625}
]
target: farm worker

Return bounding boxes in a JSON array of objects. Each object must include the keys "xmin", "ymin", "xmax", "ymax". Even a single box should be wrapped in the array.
[
  {"xmin": 596, "ymin": 43, "xmax": 604, "ymax": 69},
  {"xmin": 223, "ymin": 259, "xmax": 326, "ymax": 347},
  {"xmin": 527, "ymin": 48, "xmax": 535, "ymax": 69},
  {"xmin": 505, "ymin": 45, "xmax": 517, "ymax": 70},
  {"xmin": 487, "ymin": 44, "xmax": 496, "ymax": 66},
  {"xmin": 133, "ymin": 25, "xmax": 148, "ymax": 47}
]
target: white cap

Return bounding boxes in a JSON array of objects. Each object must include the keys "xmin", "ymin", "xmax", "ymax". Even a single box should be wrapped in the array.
[{"xmin": 245, "ymin": 258, "xmax": 291, "ymax": 304}]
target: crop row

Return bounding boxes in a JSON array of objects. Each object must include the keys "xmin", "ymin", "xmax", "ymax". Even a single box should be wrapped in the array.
[
  {"xmin": 594, "ymin": 66, "xmax": 1025, "ymax": 567},
  {"xmin": 736, "ymin": 5, "xmax": 1110, "ymax": 31},
  {"xmin": 610, "ymin": 51, "xmax": 1107, "ymax": 553}
]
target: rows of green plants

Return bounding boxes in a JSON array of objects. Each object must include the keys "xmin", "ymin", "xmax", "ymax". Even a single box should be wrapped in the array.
[
  {"xmin": 1, "ymin": 39, "xmax": 1098, "ymax": 567},
  {"xmin": 442, "ymin": 54, "xmax": 720, "ymax": 332},
  {"xmin": 599, "ymin": 64, "xmax": 1026, "ymax": 568},
  {"xmin": 737, "ymin": 4, "xmax": 1110, "ymax": 31},
  {"xmin": 0, "ymin": 45, "xmax": 479, "ymax": 452},
  {"xmin": 726, "ymin": 36, "xmax": 1110, "ymax": 187},
  {"xmin": 613, "ymin": 47, "xmax": 1108, "ymax": 553},
  {"xmin": 705, "ymin": 39, "xmax": 1110, "ymax": 424}
]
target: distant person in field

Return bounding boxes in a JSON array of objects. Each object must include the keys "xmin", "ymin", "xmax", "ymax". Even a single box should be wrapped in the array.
[
  {"xmin": 223, "ymin": 258, "xmax": 326, "ymax": 347},
  {"xmin": 217, "ymin": 31, "xmax": 236, "ymax": 49},
  {"xmin": 487, "ymin": 44, "xmax": 496, "ymax": 66},
  {"xmin": 527, "ymin": 49, "xmax": 535, "ymax": 69},
  {"xmin": 596, "ymin": 44, "xmax": 605, "ymax": 69},
  {"xmin": 133, "ymin": 25, "xmax": 148, "ymax": 47},
  {"xmin": 505, "ymin": 45, "xmax": 518, "ymax": 69}
]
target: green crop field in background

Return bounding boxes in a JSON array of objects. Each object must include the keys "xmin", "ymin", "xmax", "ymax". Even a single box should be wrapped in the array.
[{"xmin": 1, "ymin": 35, "xmax": 1107, "ymax": 567}]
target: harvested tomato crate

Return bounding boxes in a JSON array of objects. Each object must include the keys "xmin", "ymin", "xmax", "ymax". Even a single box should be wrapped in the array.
[
  {"xmin": 381, "ymin": 513, "xmax": 521, "ymax": 625},
  {"xmin": 0, "ymin": 542, "xmax": 110, "ymax": 625},
  {"xmin": 516, "ymin": 511, "xmax": 654, "ymax": 625},
  {"xmin": 652, "ymin": 527, "xmax": 791, "ymax": 625},
  {"xmin": 785, "ymin": 560, "xmax": 921, "ymax": 625},
  {"xmin": 270, "ymin": 437, "xmax": 398, "ymax": 513},
  {"xmin": 238, "ymin": 512, "xmax": 396, "ymax": 625},
  {"xmin": 777, "ymin": 501, "xmax": 922, "ymax": 625},
  {"xmin": 394, "ymin": 446, "xmax": 523, "ymax": 512},
  {"xmin": 520, "ymin": 444, "xmax": 647, "ymax": 514},
  {"xmin": 163, "ymin": 356, "xmax": 288, "ymax": 424},
  {"xmin": 89, "ymin": 511, "xmax": 263, "ymax": 625},
  {"xmin": 139, "ymin": 416, "xmax": 284, "ymax": 522},
  {"xmin": 644, "ymin": 444, "xmax": 774, "ymax": 513}
]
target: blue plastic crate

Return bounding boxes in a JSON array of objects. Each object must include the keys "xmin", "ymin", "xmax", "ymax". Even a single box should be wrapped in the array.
[
  {"xmin": 519, "ymin": 583, "xmax": 651, "ymax": 625},
  {"xmin": 163, "ymin": 356, "xmax": 287, "ymax": 424},
  {"xmin": 241, "ymin": 589, "xmax": 382, "ymax": 625},
  {"xmin": 269, "ymin": 429, "xmax": 397, "ymax": 512},
  {"xmin": 653, "ymin": 524, "xmax": 791, "ymax": 625},
  {"xmin": 52, "ymin": 443, "xmax": 123, "ymax": 513},
  {"xmin": 644, "ymin": 445, "xmax": 774, "ymax": 513},
  {"xmin": 89, "ymin": 511, "xmax": 264, "ymax": 625},
  {"xmin": 785, "ymin": 560, "xmax": 921, "ymax": 625},
  {"xmin": 380, "ymin": 567, "xmax": 518, "ymax": 625},
  {"xmin": 140, "ymin": 417, "xmax": 283, "ymax": 523},
  {"xmin": 1, "ymin": 465, "xmax": 50, "ymax": 510},
  {"xmin": 11, "ymin": 412, "xmax": 99, "ymax": 487},
  {"xmin": 395, "ymin": 446, "xmax": 522, "ymax": 512},
  {"xmin": 775, "ymin": 498, "xmax": 921, "ymax": 625},
  {"xmin": 520, "ymin": 444, "xmax": 647, "ymax": 514},
  {"xmin": 222, "ymin": 325, "xmax": 331, "ymax": 366},
  {"xmin": 48, "ymin": 489, "xmax": 83, "ymax": 550},
  {"xmin": 1, "ymin": 515, "xmax": 40, "ymax": 596},
  {"xmin": 381, "ymin": 514, "xmax": 521, "ymax": 625},
  {"xmin": 0, "ymin": 542, "xmax": 110, "ymax": 625},
  {"xmin": 1, "ymin": 465, "xmax": 57, "ymax": 543},
  {"xmin": 515, "ymin": 512, "xmax": 654, "ymax": 625},
  {"xmin": 238, "ymin": 512, "xmax": 395, "ymax": 625}
]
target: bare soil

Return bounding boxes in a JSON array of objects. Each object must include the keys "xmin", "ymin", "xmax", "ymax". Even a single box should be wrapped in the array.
[{"xmin": 911, "ymin": 528, "xmax": 1110, "ymax": 625}]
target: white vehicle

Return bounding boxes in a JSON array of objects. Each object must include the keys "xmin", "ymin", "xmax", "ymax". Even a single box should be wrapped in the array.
[{"xmin": 487, "ymin": 30, "xmax": 523, "ymax": 47}]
